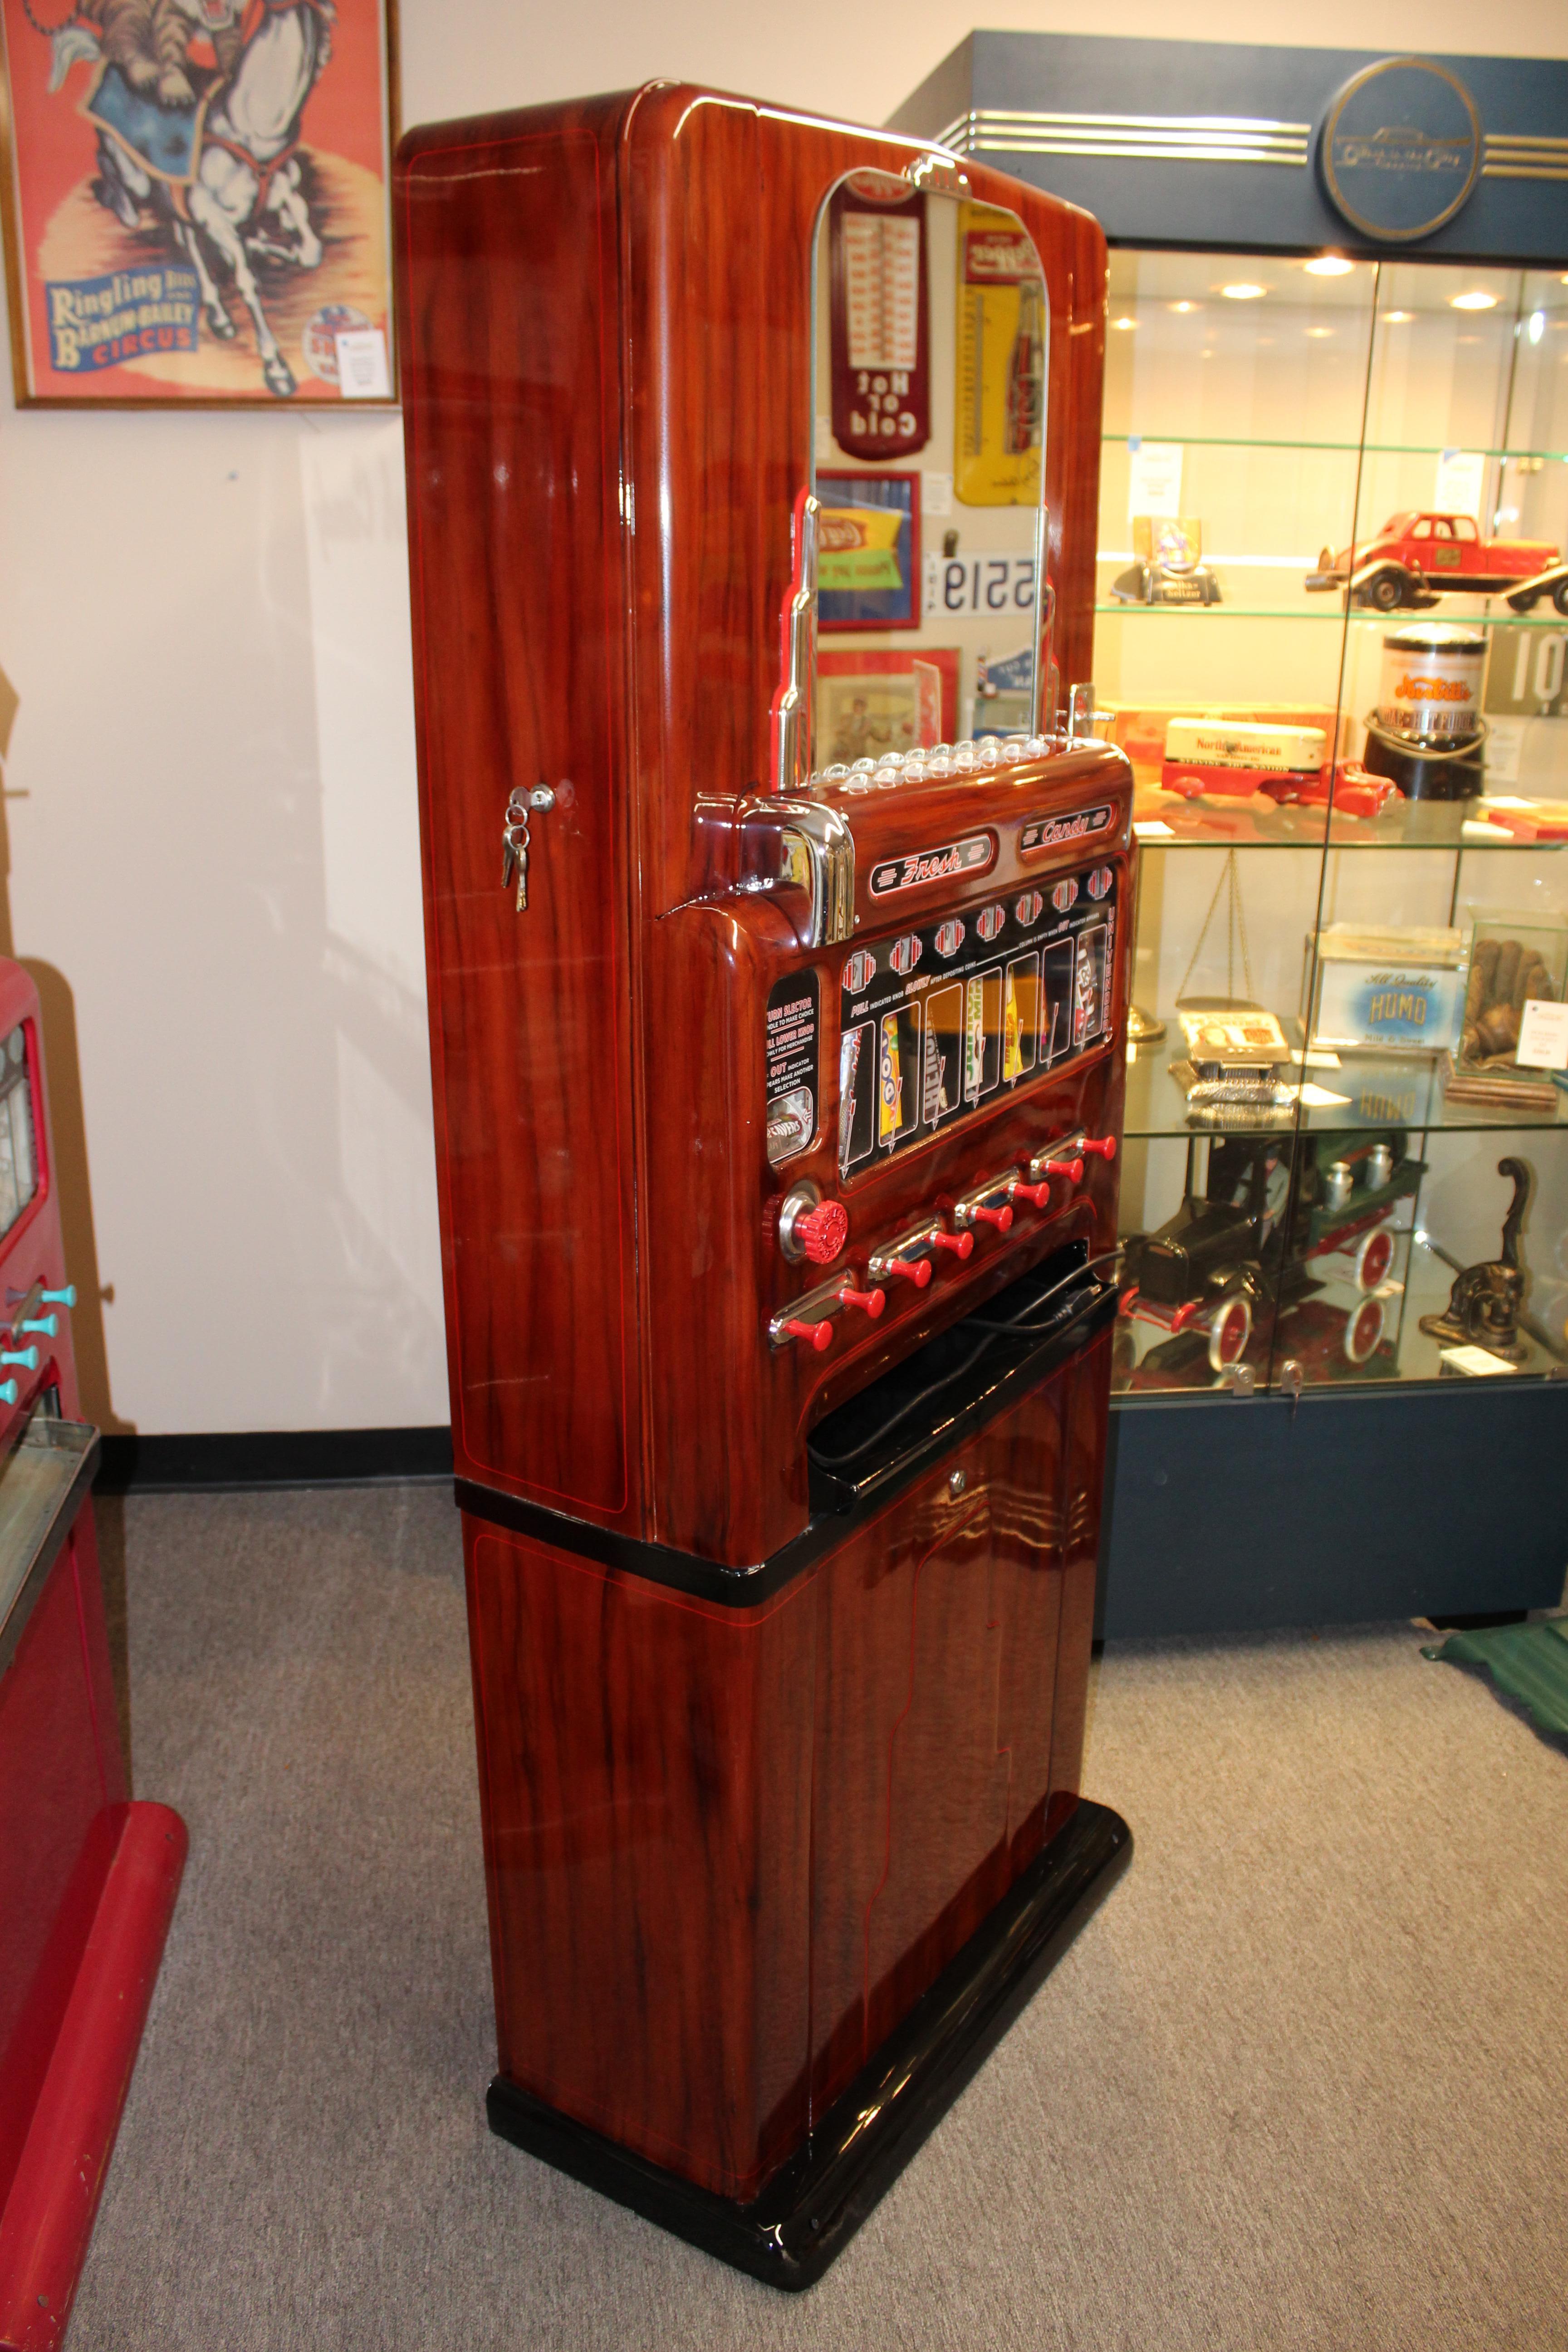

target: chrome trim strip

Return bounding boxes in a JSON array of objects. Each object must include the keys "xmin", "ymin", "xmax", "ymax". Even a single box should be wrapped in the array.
[
  {"xmin": 936, "ymin": 107, "xmax": 1309, "ymax": 166},
  {"xmin": 1485, "ymin": 137, "xmax": 1568, "ymax": 181}
]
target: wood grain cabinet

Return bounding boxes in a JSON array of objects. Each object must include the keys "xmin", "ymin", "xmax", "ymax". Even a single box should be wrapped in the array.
[{"xmin": 397, "ymin": 82, "xmax": 1132, "ymax": 2287}]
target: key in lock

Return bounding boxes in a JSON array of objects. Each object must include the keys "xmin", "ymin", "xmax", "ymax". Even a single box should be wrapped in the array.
[{"xmin": 500, "ymin": 784, "xmax": 556, "ymax": 912}]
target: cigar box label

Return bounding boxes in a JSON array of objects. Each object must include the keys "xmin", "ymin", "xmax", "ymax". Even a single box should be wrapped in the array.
[
  {"xmin": 868, "ymin": 832, "xmax": 994, "ymax": 897},
  {"xmin": 1019, "ymin": 803, "xmax": 1115, "ymax": 855}
]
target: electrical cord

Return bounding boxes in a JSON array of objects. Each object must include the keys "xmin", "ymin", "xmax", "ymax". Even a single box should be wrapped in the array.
[
  {"xmin": 809, "ymin": 1248, "xmax": 1125, "ymax": 1473},
  {"xmin": 959, "ymin": 1247, "xmax": 1125, "ymax": 1332}
]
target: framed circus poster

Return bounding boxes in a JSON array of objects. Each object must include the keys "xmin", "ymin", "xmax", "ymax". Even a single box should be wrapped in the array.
[{"xmin": 0, "ymin": 0, "xmax": 398, "ymax": 406}]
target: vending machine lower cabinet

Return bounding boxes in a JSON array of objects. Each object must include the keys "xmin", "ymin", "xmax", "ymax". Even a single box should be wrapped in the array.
[{"xmin": 460, "ymin": 1311, "xmax": 1130, "ymax": 2289}]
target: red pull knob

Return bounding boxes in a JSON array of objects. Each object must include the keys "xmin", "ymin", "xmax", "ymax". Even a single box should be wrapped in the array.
[
  {"xmin": 838, "ymin": 1284, "xmax": 886, "ymax": 1320},
  {"xmin": 782, "ymin": 1317, "xmax": 833, "ymax": 1352},
  {"xmin": 971, "ymin": 1201, "xmax": 1014, "ymax": 1233},
  {"xmin": 1040, "ymin": 1156, "xmax": 1085, "ymax": 1186},
  {"xmin": 1009, "ymin": 1180, "xmax": 1051, "ymax": 1209},
  {"xmin": 1079, "ymin": 1136, "xmax": 1117, "ymax": 1162},
  {"xmin": 930, "ymin": 1227, "xmax": 975, "ymax": 1260},
  {"xmin": 884, "ymin": 1254, "xmax": 934, "ymax": 1289},
  {"xmin": 796, "ymin": 1198, "xmax": 849, "ymax": 1265}
]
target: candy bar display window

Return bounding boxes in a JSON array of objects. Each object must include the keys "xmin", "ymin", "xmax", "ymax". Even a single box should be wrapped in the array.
[{"xmin": 1101, "ymin": 250, "xmax": 1568, "ymax": 1398}]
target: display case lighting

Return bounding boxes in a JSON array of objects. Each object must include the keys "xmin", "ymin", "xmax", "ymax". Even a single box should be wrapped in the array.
[
  {"xmin": 1110, "ymin": 315, "xmax": 1138, "ymax": 331},
  {"xmin": 1220, "ymin": 282, "xmax": 1266, "ymax": 299},
  {"xmin": 1382, "ymin": 311, "xmax": 1414, "ymax": 323},
  {"xmin": 1529, "ymin": 311, "xmax": 1546, "ymax": 344},
  {"xmin": 1450, "ymin": 290, "xmax": 1499, "ymax": 311},
  {"xmin": 1303, "ymin": 254, "xmax": 1354, "ymax": 276},
  {"xmin": 1169, "ymin": 300, "xmax": 1199, "ymax": 313}
]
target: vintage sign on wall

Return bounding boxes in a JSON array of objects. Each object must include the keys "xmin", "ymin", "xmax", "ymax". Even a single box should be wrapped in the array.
[{"xmin": 0, "ymin": 0, "xmax": 398, "ymax": 406}]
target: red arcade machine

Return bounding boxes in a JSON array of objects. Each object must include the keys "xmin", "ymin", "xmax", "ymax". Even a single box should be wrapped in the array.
[
  {"xmin": 0, "ymin": 961, "xmax": 185, "ymax": 2352},
  {"xmin": 397, "ymin": 84, "xmax": 1132, "ymax": 2286}
]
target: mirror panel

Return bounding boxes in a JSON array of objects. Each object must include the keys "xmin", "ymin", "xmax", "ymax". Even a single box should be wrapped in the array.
[{"xmin": 810, "ymin": 174, "xmax": 1049, "ymax": 773}]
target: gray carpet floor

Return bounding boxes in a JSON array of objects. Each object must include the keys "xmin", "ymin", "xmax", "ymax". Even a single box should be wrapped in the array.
[{"xmin": 65, "ymin": 1486, "xmax": 1568, "ymax": 2352}]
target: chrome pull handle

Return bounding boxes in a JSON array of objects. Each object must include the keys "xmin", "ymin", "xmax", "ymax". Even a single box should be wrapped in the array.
[{"xmin": 776, "ymin": 800, "xmax": 856, "ymax": 947}]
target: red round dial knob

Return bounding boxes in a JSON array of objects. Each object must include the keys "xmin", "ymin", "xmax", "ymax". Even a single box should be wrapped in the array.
[
  {"xmin": 971, "ymin": 1202, "xmax": 1014, "ymax": 1233},
  {"xmin": 885, "ymin": 1254, "xmax": 934, "ymax": 1289},
  {"xmin": 1040, "ymin": 1156, "xmax": 1085, "ymax": 1186},
  {"xmin": 1080, "ymin": 1136, "xmax": 1117, "ymax": 1162},
  {"xmin": 838, "ymin": 1284, "xmax": 886, "ymax": 1320},
  {"xmin": 1009, "ymin": 1180, "xmax": 1051, "ymax": 1210},
  {"xmin": 782, "ymin": 1317, "xmax": 833, "ymax": 1352},
  {"xmin": 930, "ymin": 1227, "xmax": 975, "ymax": 1260},
  {"xmin": 796, "ymin": 1197, "xmax": 848, "ymax": 1265}
]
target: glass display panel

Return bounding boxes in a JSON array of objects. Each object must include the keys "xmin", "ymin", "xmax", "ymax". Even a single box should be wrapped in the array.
[
  {"xmin": 812, "ymin": 177, "xmax": 1047, "ymax": 760},
  {"xmin": 1102, "ymin": 250, "xmax": 1568, "ymax": 1397},
  {"xmin": 836, "ymin": 858, "xmax": 1116, "ymax": 1184}
]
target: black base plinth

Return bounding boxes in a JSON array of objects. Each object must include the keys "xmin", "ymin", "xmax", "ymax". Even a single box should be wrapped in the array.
[{"xmin": 486, "ymin": 1794, "xmax": 1131, "ymax": 2291}]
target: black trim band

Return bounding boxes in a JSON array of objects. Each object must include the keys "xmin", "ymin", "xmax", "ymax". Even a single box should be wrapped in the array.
[
  {"xmin": 487, "ymin": 1795, "xmax": 1132, "ymax": 2290},
  {"xmin": 457, "ymin": 1272, "xmax": 1119, "ymax": 1608}
]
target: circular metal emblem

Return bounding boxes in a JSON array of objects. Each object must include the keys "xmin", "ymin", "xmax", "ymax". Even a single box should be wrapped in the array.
[{"xmin": 1319, "ymin": 57, "xmax": 1481, "ymax": 244}]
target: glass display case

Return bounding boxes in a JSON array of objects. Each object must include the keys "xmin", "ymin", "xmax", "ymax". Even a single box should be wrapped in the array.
[{"xmin": 1098, "ymin": 249, "xmax": 1568, "ymax": 1403}]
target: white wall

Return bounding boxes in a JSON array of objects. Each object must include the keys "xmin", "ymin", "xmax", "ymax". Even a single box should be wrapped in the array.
[{"xmin": 4, "ymin": 0, "xmax": 1566, "ymax": 1433}]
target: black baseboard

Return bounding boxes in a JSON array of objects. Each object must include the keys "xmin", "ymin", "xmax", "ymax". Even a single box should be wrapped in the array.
[
  {"xmin": 487, "ymin": 1796, "xmax": 1132, "ymax": 2291},
  {"xmin": 93, "ymin": 1425, "xmax": 453, "ymax": 1494}
]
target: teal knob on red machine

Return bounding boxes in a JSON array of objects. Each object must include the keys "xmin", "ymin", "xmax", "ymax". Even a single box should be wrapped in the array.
[
  {"xmin": 0, "ymin": 1381, "xmax": 17, "ymax": 1407},
  {"xmin": 0, "ymin": 1348, "xmax": 38, "ymax": 1370},
  {"xmin": 19, "ymin": 1315, "xmax": 55, "ymax": 1337},
  {"xmin": 40, "ymin": 1285, "xmax": 76, "ymax": 1307}
]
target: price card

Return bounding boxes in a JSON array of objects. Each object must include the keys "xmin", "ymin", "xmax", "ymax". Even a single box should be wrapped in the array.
[
  {"xmin": 1517, "ymin": 996, "xmax": 1568, "ymax": 1070},
  {"xmin": 1440, "ymin": 1345, "xmax": 1519, "ymax": 1377},
  {"xmin": 1433, "ymin": 447, "xmax": 1485, "ymax": 517},
  {"xmin": 1126, "ymin": 438, "xmax": 1183, "ymax": 519}
]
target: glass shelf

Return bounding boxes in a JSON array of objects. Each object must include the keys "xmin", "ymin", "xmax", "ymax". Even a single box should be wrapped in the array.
[
  {"xmin": 1129, "ymin": 798, "xmax": 1568, "ymax": 853},
  {"xmin": 1096, "ymin": 602, "xmax": 1345, "ymax": 621},
  {"xmin": 1103, "ymin": 433, "xmax": 1568, "ymax": 464},
  {"xmin": 1124, "ymin": 1039, "xmax": 1568, "ymax": 1142},
  {"xmin": 1096, "ymin": 602, "xmax": 1568, "ymax": 627}
]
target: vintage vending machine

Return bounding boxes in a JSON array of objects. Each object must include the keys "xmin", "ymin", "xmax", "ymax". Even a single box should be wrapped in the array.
[
  {"xmin": 397, "ymin": 83, "xmax": 1133, "ymax": 2287},
  {"xmin": 0, "ymin": 960, "xmax": 185, "ymax": 2351}
]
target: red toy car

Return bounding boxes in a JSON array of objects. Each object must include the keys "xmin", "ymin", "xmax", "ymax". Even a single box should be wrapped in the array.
[{"xmin": 1307, "ymin": 512, "xmax": 1563, "ymax": 613}]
